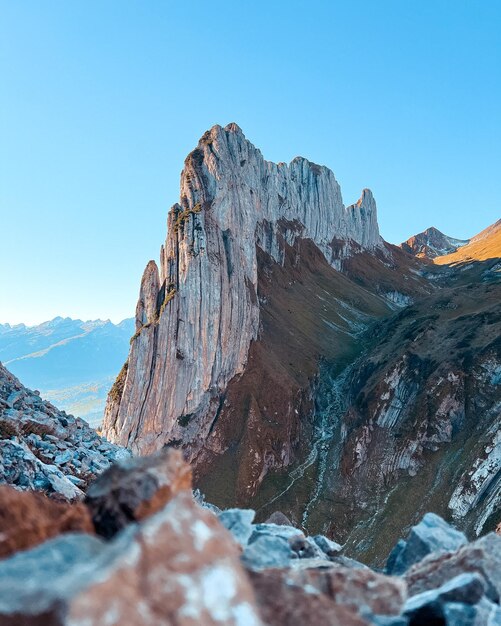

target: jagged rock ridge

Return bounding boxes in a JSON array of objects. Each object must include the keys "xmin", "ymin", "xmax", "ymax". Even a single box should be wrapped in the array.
[
  {"xmin": 103, "ymin": 124, "xmax": 501, "ymax": 565},
  {"xmin": 103, "ymin": 123, "xmax": 382, "ymax": 456}
]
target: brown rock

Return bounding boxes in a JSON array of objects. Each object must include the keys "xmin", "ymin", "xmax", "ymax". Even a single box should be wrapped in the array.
[
  {"xmin": 405, "ymin": 533, "xmax": 501, "ymax": 603},
  {"xmin": 0, "ymin": 492, "xmax": 263, "ymax": 626},
  {"xmin": 85, "ymin": 447, "xmax": 192, "ymax": 538},
  {"xmin": 249, "ymin": 563, "xmax": 406, "ymax": 626},
  {"xmin": 250, "ymin": 568, "xmax": 370, "ymax": 626},
  {"xmin": 0, "ymin": 484, "xmax": 93, "ymax": 558}
]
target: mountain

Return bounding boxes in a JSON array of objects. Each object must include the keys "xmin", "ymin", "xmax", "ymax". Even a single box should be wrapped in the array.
[
  {"xmin": 0, "ymin": 317, "xmax": 134, "ymax": 426},
  {"xmin": 103, "ymin": 123, "xmax": 501, "ymax": 564},
  {"xmin": 434, "ymin": 219, "xmax": 501, "ymax": 265},
  {"xmin": 400, "ymin": 221, "xmax": 501, "ymax": 266},
  {"xmin": 400, "ymin": 226, "xmax": 469, "ymax": 259}
]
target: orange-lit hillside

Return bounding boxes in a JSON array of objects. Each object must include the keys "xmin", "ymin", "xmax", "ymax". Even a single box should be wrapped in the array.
[{"xmin": 435, "ymin": 219, "xmax": 501, "ymax": 264}]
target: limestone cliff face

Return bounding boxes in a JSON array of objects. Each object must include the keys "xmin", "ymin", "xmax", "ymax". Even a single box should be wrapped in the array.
[{"xmin": 103, "ymin": 123, "xmax": 382, "ymax": 455}]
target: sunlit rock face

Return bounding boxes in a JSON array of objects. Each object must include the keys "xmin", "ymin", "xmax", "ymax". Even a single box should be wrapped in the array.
[{"xmin": 103, "ymin": 123, "xmax": 382, "ymax": 456}]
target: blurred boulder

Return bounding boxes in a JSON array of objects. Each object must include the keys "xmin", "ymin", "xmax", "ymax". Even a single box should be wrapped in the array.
[{"xmin": 85, "ymin": 447, "xmax": 192, "ymax": 538}]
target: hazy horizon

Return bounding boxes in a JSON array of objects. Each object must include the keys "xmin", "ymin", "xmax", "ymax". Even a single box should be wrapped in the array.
[{"xmin": 0, "ymin": 314, "xmax": 134, "ymax": 327}]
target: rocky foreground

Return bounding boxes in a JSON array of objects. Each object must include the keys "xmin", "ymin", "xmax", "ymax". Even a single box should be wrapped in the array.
[
  {"xmin": 0, "ymin": 362, "xmax": 129, "ymax": 500},
  {"xmin": 0, "ymin": 448, "xmax": 500, "ymax": 625}
]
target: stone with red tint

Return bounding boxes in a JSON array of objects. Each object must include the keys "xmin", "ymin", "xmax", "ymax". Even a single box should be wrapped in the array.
[
  {"xmin": 0, "ymin": 484, "xmax": 93, "ymax": 558},
  {"xmin": 248, "ymin": 562, "xmax": 406, "ymax": 626},
  {"xmin": 85, "ymin": 447, "xmax": 192, "ymax": 538},
  {"xmin": 404, "ymin": 532, "xmax": 501, "ymax": 603},
  {"xmin": 0, "ymin": 492, "xmax": 263, "ymax": 626}
]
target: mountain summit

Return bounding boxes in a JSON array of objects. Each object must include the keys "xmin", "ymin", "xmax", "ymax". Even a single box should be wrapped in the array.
[
  {"xmin": 103, "ymin": 123, "xmax": 384, "ymax": 454},
  {"xmin": 400, "ymin": 226, "xmax": 469, "ymax": 259},
  {"xmin": 103, "ymin": 124, "xmax": 501, "ymax": 563}
]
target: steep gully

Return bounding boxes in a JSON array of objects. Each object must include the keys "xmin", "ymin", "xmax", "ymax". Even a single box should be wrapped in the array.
[{"xmin": 257, "ymin": 357, "xmax": 354, "ymax": 530}]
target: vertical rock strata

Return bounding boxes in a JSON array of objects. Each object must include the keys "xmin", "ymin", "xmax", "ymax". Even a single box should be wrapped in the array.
[{"xmin": 103, "ymin": 123, "xmax": 381, "ymax": 457}]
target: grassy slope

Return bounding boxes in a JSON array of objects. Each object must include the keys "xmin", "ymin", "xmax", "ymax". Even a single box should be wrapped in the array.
[{"xmin": 435, "ymin": 219, "xmax": 501, "ymax": 265}]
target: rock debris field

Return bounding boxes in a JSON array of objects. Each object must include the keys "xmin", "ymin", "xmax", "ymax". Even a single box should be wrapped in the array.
[{"xmin": 0, "ymin": 445, "xmax": 500, "ymax": 625}]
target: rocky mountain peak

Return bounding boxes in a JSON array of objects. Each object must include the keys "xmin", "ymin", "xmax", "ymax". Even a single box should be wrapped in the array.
[
  {"xmin": 135, "ymin": 260, "xmax": 160, "ymax": 330},
  {"xmin": 103, "ymin": 124, "xmax": 383, "ymax": 455},
  {"xmin": 400, "ymin": 226, "xmax": 469, "ymax": 259}
]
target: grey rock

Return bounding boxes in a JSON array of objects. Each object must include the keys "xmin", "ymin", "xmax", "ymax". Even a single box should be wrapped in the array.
[
  {"xmin": 0, "ymin": 362, "xmax": 129, "ymax": 500},
  {"xmin": 249, "ymin": 522, "xmax": 304, "ymax": 544},
  {"xmin": 264, "ymin": 511, "xmax": 292, "ymax": 526},
  {"xmin": 289, "ymin": 535, "xmax": 326, "ymax": 559},
  {"xmin": 429, "ymin": 599, "xmax": 501, "ymax": 626},
  {"xmin": 0, "ymin": 440, "xmax": 84, "ymax": 500},
  {"xmin": 367, "ymin": 617, "xmax": 409, "ymax": 626},
  {"xmin": 218, "ymin": 508, "xmax": 255, "ymax": 547},
  {"xmin": 473, "ymin": 597, "xmax": 501, "ymax": 626},
  {"xmin": 442, "ymin": 602, "xmax": 478, "ymax": 626},
  {"xmin": 405, "ymin": 533, "xmax": 501, "ymax": 604},
  {"xmin": 329, "ymin": 555, "xmax": 371, "ymax": 570},
  {"xmin": 54, "ymin": 450, "xmax": 73, "ymax": 465},
  {"xmin": 386, "ymin": 512, "xmax": 468, "ymax": 575},
  {"xmin": 201, "ymin": 501, "xmax": 222, "ymax": 515},
  {"xmin": 66, "ymin": 474, "xmax": 85, "ymax": 486},
  {"xmin": 289, "ymin": 557, "xmax": 339, "ymax": 570},
  {"xmin": 0, "ymin": 534, "xmax": 105, "ymax": 617},
  {"xmin": 313, "ymin": 534, "xmax": 343, "ymax": 557},
  {"xmin": 385, "ymin": 539, "xmax": 406, "ymax": 574},
  {"xmin": 242, "ymin": 534, "xmax": 294, "ymax": 570},
  {"xmin": 404, "ymin": 573, "xmax": 485, "ymax": 622}
]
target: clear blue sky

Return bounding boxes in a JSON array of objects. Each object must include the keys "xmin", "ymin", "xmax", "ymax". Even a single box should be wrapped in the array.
[{"xmin": 1, "ymin": 1, "xmax": 500, "ymax": 325}]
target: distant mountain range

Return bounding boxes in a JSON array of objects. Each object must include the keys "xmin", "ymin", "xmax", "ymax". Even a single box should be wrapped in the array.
[{"xmin": 0, "ymin": 317, "xmax": 134, "ymax": 426}]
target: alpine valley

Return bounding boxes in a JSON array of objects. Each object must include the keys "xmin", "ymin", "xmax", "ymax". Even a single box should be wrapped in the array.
[{"xmin": 98, "ymin": 123, "xmax": 501, "ymax": 565}]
